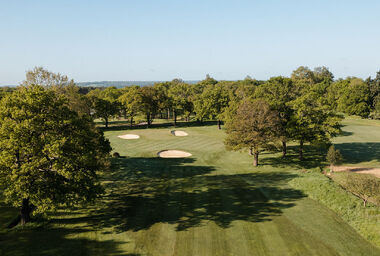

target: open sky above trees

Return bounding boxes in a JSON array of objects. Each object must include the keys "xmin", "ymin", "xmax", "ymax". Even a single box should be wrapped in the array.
[{"xmin": 1, "ymin": 0, "xmax": 380, "ymax": 85}]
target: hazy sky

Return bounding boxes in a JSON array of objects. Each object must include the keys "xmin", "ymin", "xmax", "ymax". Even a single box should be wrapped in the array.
[{"xmin": 1, "ymin": 0, "xmax": 380, "ymax": 85}]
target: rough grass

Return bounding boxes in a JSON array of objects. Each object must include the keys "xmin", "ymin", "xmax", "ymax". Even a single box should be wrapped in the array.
[
  {"xmin": 290, "ymin": 169, "xmax": 380, "ymax": 248},
  {"xmin": 331, "ymin": 172, "xmax": 380, "ymax": 205},
  {"xmin": 0, "ymin": 119, "xmax": 379, "ymax": 255}
]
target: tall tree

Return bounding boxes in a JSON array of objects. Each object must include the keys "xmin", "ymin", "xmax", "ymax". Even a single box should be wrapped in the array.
[
  {"xmin": 288, "ymin": 90, "xmax": 342, "ymax": 160},
  {"xmin": 337, "ymin": 78, "xmax": 370, "ymax": 118},
  {"xmin": 139, "ymin": 86, "xmax": 160, "ymax": 127},
  {"xmin": 118, "ymin": 86, "xmax": 142, "ymax": 126},
  {"xmin": 22, "ymin": 66, "xmax": 74, "ymax": 89},
  {"xmin": 291, "ymin": 66, "xmax": 315, "ymax": 85},
  {"xmin": 313, "ymin": 66, "xmax": 334, "ymax": 83},
  {"xmin": 194, "ymin": 82, "xmax": 230, "ymax": 129},
  {"xmin": 22, "ymin": 66, "xmax": 90, "ymax": 116},
  {"xmin": 225, "ymin": 99, "xmax": 280, "ymax": 166},
  {"xmin": 255, "ymin": 76, "xmax": 294, "ymax": 157},
  {"xmin": 87, "ymin": 89, "xmax": 120, "ymax": 128},
  {"xmin": 366, "ymin": 71, "xmax": 380, "ymax": 110},
  {"xmin": 0, "ymin": 85, "xmax": 111, "ymax": 225},
  {"xmin": 168, "ymin": 80, "xmax": 193, "ymax": 125},
  {"xmin": 153, "ymin": 82, "xmax": 171, "ymax": 119}
]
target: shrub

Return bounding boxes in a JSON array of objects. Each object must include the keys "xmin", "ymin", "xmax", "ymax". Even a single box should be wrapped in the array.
[
  {"xmin": 326, "ymin": 145, "xmax": 343, "ymax": 169},
  {"xmin": 344, "ymin": 173, "xmax": 380, "ymax": 207}
]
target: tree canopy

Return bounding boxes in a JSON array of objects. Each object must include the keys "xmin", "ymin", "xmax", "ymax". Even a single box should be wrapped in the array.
[
  {"xmin": 225, "ymin": 99, "xmax": 280, "ymax": 166},
  {"xmin": 0, "ymin": 85, "xmax": 111, "ymax": 224}
]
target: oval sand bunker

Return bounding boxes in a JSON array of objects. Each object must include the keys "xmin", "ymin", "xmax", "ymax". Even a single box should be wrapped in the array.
[
  {"xmin": 158, "ymin": 150, "xmax": 192, "ymax": 158},
  {"xmin": 118, "ymin": 134, "xmax": 140, "ymax": 140},
  {"xmin": 171, "ymin": 130, "xmax": 188, "ymax": 136}
]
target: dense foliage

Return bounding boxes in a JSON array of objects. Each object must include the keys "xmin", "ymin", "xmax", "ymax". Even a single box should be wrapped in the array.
[
  {"xmin": 225, "ymin": 99, "xmax": 280, "ymax": 166},
  {"xmin": 6, "ymin": 66, "xmax": 379, "ymax": 165},
  {"xmin": 0, "ymin": 85, "xmax": 111, "ymax": 224}
]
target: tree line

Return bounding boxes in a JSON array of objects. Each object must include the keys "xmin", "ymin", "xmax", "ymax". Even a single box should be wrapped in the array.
[{"xmin": 1, "ymin": 66, "xmax": 379, "ymax": 166}]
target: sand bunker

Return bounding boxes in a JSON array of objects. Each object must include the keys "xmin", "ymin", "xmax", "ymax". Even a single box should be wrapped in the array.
[
  {"xmin": 171, "ymin": 130, "xmax": 188, "ymax": 136},
  {"xmin": 157, "ymin": 150, "xmax": 192, "ymax": 158},
  {"xmin": 332, "ymin": 166, "xmax": 380, "ymax": 178},
  {"xmin": 117, "ymin": 134, "xmax": 140, "ymax": 140}
]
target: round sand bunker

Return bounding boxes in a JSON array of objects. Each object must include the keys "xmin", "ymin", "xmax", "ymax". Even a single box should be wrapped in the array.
[
  {"xmin": 171, "ymin": 130, "xmax": 188, "ymax": 136},
  {"xmin": 117, "ymin": 134, "xmax": 140, "ymax": 140},
  {"xmin": 158, "ymin": 150, "xmax": 192, "ymax": 158}
]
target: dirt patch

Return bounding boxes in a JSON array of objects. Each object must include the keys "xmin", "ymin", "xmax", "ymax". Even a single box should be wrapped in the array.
[
  {"xmin": 332, "ymin": 166, "xmax": 380, "ymax": 178},
  {"xmin": 171, "ymin": 130, "xmax": 188, "ymax": 136},
  {"xmin": 118, "ymin": 134, "xmax": 140, "ymax": 140},
  {"xmin": 157, "ymin": 150, "xmax": 192, "ymax": 158}
]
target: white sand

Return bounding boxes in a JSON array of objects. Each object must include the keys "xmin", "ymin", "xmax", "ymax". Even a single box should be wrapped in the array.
[
  {"xmin": 332, "ymin": 166, "xmax": 380, "ymax": 178},
  {"xmin": 171, "ymin": 130, "xmax": 188, "ymax": 136},
  {"xmin": 117, "ymin": 134, "xmax": 140, "ymax": 140},
  {"xmin": 157, "ymin": 150, "xmax": 192, "ymax": 158}
]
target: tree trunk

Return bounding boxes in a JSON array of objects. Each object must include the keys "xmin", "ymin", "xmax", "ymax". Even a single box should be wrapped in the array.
[
  {"xmin": 174, "ymin": 111, "xmax": 177, "ymax": 126},
  {"xmin": 167, "ymin": 109, "xmax": 170, "ymax": 119},
  {"xmin": 249, "ymin": 147, "xmax": 253, "ymax": 156},
  {"xmin": 282, "ymin": 141, "xmax": 287, "ymax": 158},
  {"xmin": 20, "ymin": 198, "xmax": 31, "ymax": 225},
  {"xmin": 299, "ymin": 139, "xmax": 304, "ymax": 161},
  {"xmin": 364, "ymin": 198, "xmax": 367, "ymax": 207},
  {"xmin": 105, "ymin": 117, "xmax": 109, "ymax": 128},
  {"xmin": 253, "ymin": 150, "xmax": 259, "ymax": 166},
  {"xmin": 217, "ymin": 120, "xmax": 221, "ymax": 130},
  {"xmin": 146, "ymin": 113, "xmax": 151, "ymax": 127},
  {"xmin": 130, "ymin": 116, "xmax": 133, "ymax": 127}
]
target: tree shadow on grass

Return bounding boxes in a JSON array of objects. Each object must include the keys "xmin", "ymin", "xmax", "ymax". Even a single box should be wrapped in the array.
[
  {"xmin": 260, "ymin": 144, "xmax": 327, "ymax": 169},
  {"xmin": 50, "ymin": 157, "xmax": 305, "ymax": 233},
  {"xmin": 0, "ymin": 227, "xmax": 138, "ymax": 256},
  {"xmin": 334, "ymin": 142, "xmax": 380, "ymax": 164},
  {"xmin": 109, "ymin": 157, "xmax": 214, "ymax": 180}
]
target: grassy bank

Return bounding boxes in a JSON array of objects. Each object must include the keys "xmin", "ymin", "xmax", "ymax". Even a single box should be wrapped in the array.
[{"xmin": 289, "ymin": 169, "xmax": 380, "ymax": 247}]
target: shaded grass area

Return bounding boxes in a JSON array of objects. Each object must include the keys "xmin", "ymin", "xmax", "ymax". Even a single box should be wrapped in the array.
[
  {"xmin": 0, "ymin": 227, "xmax": 136, "ymax": 256},
  {"xmin": 1, "ymin": 118, "xmax": 380, "ymax": 255},
  {"xmin": 79, "ymin": 158, "xmax": 305, "ymax": 232},
  {"xmin": 335, "ymin": 142, "xmax": 380, "ymax": 164}
]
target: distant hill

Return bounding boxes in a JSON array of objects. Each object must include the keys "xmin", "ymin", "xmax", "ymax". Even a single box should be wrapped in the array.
[{"xmin": 76, "ymin": 80, "xmax": 199, "ymax": 88}]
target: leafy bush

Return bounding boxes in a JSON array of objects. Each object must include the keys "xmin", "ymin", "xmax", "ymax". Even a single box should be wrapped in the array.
[{"xmin": 326, "ymin": 145, "xmax": 343, "ymax": 167}]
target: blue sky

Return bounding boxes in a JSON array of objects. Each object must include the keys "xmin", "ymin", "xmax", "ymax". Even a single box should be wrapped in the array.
[{"xmin": 1, "ymin": 0, "xmax": 380, "ymax": 85}]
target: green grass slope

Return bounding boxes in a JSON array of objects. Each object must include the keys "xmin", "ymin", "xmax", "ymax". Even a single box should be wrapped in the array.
[{"xmin": 0, "ymin": 120, "xmax": 379, "ymax": 255}]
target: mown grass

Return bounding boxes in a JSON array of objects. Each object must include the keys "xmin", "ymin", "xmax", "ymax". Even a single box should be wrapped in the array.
[{"xmin": 0, "ymin": 118, "xmax": 379, "ymax": 255}]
